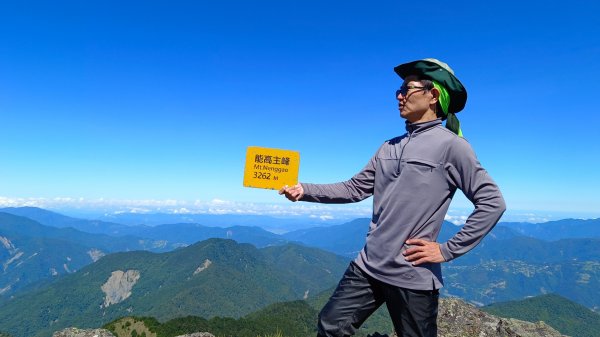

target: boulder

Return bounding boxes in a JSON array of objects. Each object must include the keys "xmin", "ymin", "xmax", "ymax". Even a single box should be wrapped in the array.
[{"xmin": 52, "ymin": 327, "xmax": 116, "ymax": 337}]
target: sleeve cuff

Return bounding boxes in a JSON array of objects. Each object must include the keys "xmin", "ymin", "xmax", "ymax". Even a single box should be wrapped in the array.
[
  {"xmin": 440, "ymin": 242, "xmax": 454, "ymax": 262},
  {"xmin": 299, "ymin": 183, "xmax": 312, "ymax": 201}
]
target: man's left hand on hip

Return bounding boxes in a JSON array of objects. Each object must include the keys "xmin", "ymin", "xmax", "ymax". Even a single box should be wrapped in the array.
[{"xmin": 403, "ymin": 238, "xmax": 446, "ymax": 265}]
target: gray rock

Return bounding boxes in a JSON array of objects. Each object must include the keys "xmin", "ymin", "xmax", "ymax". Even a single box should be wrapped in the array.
[
  {"xmin": 369, "ymin": 298, "xmax": 568, "ymax": 337},
  {"xmin": 174, "ymin": 333, "xmax": 215, "ymax": 337},
  {"xmin": 100, "ymin": 270, "xmax": 141, "ymax": 308},
  {"xmin": 52, "ymin": 327, "xmax": 115, "ymax": 337},
  {"xmin": 437, "ymin": 297, "xmax": 568, "ymax": 337}
]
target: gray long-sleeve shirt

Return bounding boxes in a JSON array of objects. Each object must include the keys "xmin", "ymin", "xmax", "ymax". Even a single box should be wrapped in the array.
[{"xmin": 300, "ymin": 118, "xmax": 506, "ymax": 290}]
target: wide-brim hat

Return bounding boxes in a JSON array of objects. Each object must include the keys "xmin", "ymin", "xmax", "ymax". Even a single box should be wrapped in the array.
[{"xmin": 394, "ymin": 58, "xmax": 467, "ymax": 114}]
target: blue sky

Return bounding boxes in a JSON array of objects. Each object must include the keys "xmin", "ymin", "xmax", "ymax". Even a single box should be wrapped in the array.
[{"xmin": 0, "ymin": 0, "xmax": 599, "ymax": 221}]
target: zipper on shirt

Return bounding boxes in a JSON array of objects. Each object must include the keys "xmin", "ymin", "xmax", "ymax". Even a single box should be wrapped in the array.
[{"xmin": 396, "ymin": 131, "xmax": 413, "ymax": 174}]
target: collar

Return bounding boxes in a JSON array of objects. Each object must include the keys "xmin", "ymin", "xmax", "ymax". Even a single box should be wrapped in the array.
[{"xmin": 405, "ymin": 118, "xmax": 442, "ymax": 135}]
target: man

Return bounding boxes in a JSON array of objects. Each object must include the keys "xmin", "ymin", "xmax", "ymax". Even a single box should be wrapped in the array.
[{"xmin": 279, "ymin": 58, "xmax": 506, "ymax": 337}]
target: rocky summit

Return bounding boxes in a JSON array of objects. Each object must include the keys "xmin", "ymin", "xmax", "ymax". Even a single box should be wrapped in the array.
[
  {"xmin": 437, "ymin": 298, "xmax": 568, "ymax": 337},
  {"xmin": 367, "ymin": 298, "xmax": 568, "ymax": 337},
  {"xmin": 52, "ymin": 327, "xmax": 116, "ymax": 337},
  {"xmin": 52, "ymin": 297, "xmax": 568, "ymax": 337},
  {"xmin": 51, "ymin": 329, "xmax": 216, "ymax": 337}
]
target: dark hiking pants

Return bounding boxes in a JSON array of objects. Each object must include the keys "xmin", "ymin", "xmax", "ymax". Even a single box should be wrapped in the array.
[{"xmin": 317, "ymin": 262, "xmax": 438, "ymax": 337}]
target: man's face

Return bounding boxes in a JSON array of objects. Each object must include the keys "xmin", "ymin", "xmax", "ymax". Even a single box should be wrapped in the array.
[{"xmin": 396, "ymin": 75, "xmax": 434, "ymax": 122}]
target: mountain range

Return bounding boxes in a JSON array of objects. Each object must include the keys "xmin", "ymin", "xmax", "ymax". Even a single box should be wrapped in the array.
[
  {"xmin": 94, "ymin": 211, "xmax": 346, "ymax": 233},
  {"xmin": 499, "ymin": 218, "xmax": 600, "ymax": 240},
  {"xmin": 0, "ymin": 209, "xmax": 289, "ymax": 298},
  {"xmin": 3, "ymin": 207, "xmax": 600, "ymax": 306},
  {"xmin": 0, "ymin": 212, "xmax": 176, "ymax": 297},
  {"xmin": 1, "ymin": 207, "xmax": 600, "ymax": 336},
  {"xmin": 0, "ymin": 238, "xmax": 349, "ymax": 337},
  {"xmin": 0, "ymin": 207, "xmax": 288, "ymax": 248},
  {"xmin": 279, "ymin": 217, "xmax": 600, "ymax": 310},
  {"xmin": 2, "ymin": 206, "xmax": 600, "ymax": 328},
  {"xmin": 0, "ymin": 207, "xmax": 131, "ymax": 236},
  {"xmin": 282, "ymin": 218, "xmax": 371, "ymax": 257}
]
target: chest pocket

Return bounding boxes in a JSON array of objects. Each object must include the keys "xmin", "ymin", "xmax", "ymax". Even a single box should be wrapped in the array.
[
  {"xmin": 401, "ymin": 158, "xmax": 442, "ymax": 173},
  {"xmin": 397, "ymin": 157, "xmax": 446, "ymax": 194}
]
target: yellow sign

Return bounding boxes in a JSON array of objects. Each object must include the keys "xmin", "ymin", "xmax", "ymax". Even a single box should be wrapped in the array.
[{"xmin": 243, "ymin": 146, "xmax": 300, "ymax": 190}]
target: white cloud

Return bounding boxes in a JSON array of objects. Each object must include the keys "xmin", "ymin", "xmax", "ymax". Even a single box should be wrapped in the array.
[
  {"xmin": 2, "ymin": 195, "xmax": 597, "ymax": 223},
  {"xmin": 444, "ymin": 214, "xmax": 468, "ymax": 226},
  {"xmin": 173, "ymin": 208, "xmax": 191, "ymax": 214},
  {"xmin": 0, "ymin": 195, "xmax": 373, "ymax": 220}
]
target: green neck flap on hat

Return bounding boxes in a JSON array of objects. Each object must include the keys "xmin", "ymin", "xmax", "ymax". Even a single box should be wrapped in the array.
[{"xmin": 432, "ymin": 81, "xmax": 463, "ymax": 137}]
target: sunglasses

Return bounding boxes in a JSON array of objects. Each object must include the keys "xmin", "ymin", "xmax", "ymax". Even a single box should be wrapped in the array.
[{"xmin": 395, "ymin": 85, "xmax": 428, "ymax": 97}]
